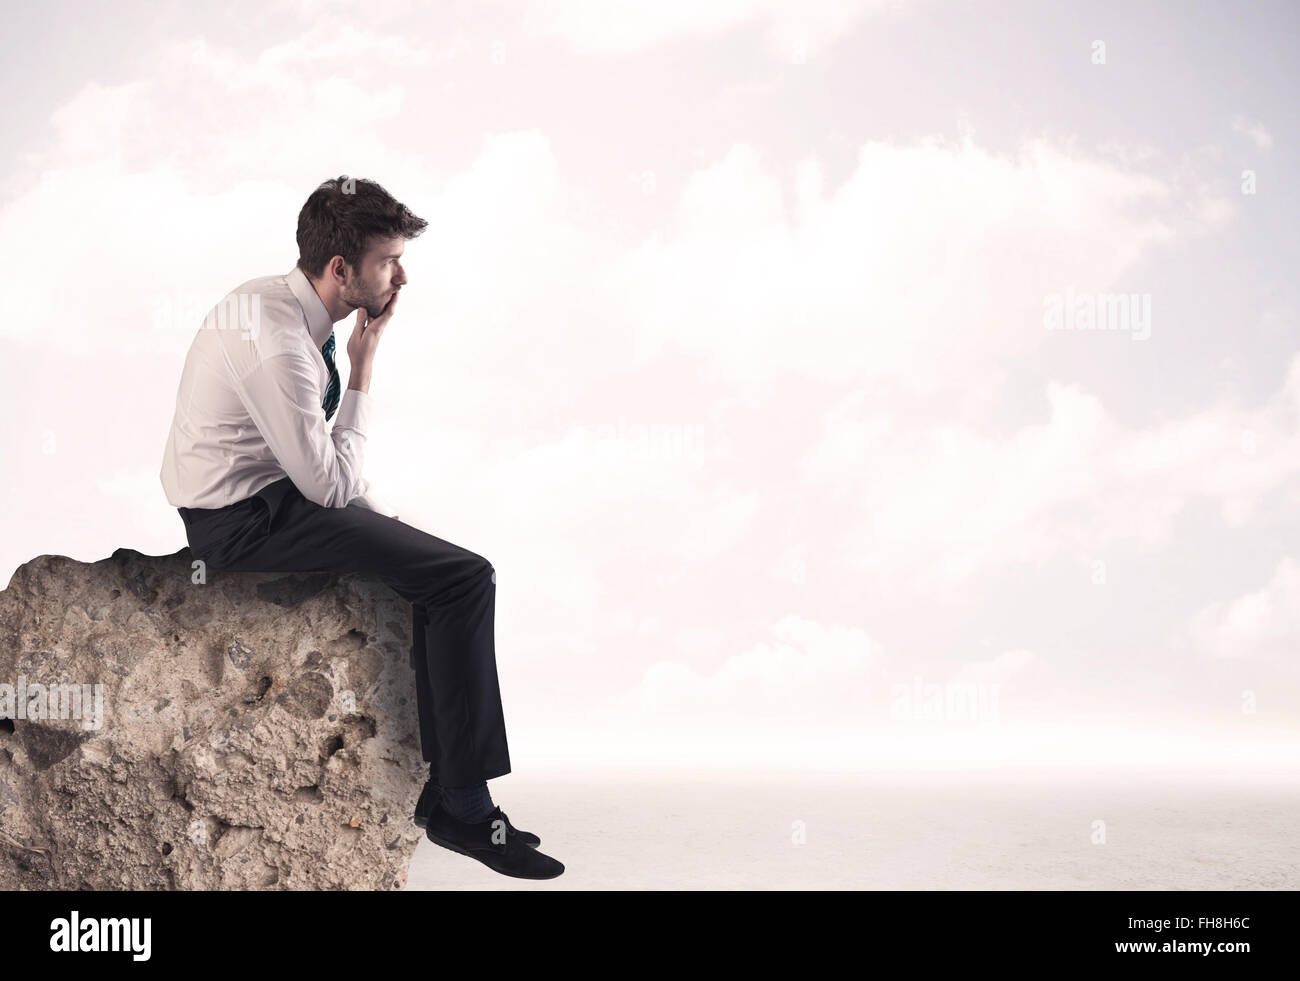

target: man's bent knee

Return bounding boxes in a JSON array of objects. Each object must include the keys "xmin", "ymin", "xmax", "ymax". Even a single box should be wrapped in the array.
[{"xmin": 421, "ymin": 553, "xmax": 494, "ymax": 609}]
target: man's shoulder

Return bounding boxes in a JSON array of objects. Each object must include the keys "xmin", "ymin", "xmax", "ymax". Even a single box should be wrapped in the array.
[
  {"xmin": 221, "ymin": 271, "xmax": 295, "ymax": 309},
  {"xmin": 204, "ymin": 271, "xmax": 306, "ymax": 356}
]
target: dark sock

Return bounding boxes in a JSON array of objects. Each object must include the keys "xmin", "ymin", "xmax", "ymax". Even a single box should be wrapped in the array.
[
  {"xmin": 440, "ymin": 781, "xmax": 494, "ymax": 822},
  {"xmin": 417, "ymin": 765, "xmax": 441, "ymax": 815}
]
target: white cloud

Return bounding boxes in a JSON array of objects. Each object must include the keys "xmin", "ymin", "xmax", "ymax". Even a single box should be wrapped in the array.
[
  {"xmin": 631, "ymin": 614, "xmax": 886, "ymax": 717},
  {"xmin": 1231, "ymin": 114, "xmax": 1274, "ymax": 151},
  {"xmin": 795, "ymin": 344, "xmax": 1300, "ymax": 597},
  {"xmin": 0, "ymin": 28, "xmax": 431, "ymax": 355},
  {"xmin": 1188, "ymin": 556, "xmax": 1300, "ymax": 661},
  {"xmin": 528, "ymin": 0, "xmax": 902, "ymax": 59},
  {"xmin": 947, "ymin": 648, "xmax": 1036, "ymax": 685},
  {"xmin": 608, "ymin": 134, "xmax": 1225, "ymax": 390}
]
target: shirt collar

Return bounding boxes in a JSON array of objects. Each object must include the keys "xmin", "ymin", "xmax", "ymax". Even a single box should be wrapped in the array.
[{"xmin": 286, "ymin": 265, "xmax": 336, "ymax": 349}]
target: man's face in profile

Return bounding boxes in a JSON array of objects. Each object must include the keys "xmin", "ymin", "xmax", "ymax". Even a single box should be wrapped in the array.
[{"xmin": 341, "ymin": 234, "xmax": 408, "ymax": 318}]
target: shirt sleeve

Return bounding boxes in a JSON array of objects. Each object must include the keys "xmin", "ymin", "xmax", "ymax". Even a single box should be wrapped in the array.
[
  {"xmin": 347, "ymin": 479, "xmax": 399, "ymax": 519},
  {"xmin": 233, "ymin": 350, "xmax": 372, "ymax": 508}
]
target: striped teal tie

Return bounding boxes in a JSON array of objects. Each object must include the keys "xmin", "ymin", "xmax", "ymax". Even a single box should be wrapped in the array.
[{"xmin": 321, "ymin": 331, "xmax": 340, "ymax": 421}]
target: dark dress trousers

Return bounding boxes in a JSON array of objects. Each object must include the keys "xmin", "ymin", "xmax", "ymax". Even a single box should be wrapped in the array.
[{"xmin": 177, "ymin": 475, "xmax": 510, "ymax": 787}]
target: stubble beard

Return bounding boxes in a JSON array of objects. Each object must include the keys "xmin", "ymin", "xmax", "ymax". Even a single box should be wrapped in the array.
[{"xmin": 342, "ymin": 276, "xmax": 390, "ymax": 320}]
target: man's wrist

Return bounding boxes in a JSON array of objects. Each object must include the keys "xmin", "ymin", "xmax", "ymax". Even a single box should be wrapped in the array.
[{"xmin": 347, "ymin": 369, "xmax": 372, "ymax": 394}]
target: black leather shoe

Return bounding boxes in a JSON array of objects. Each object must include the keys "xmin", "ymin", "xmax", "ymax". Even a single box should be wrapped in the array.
[
  {"xmin": 413, "ymin": 784, "xmax": 540, "ymax": 841},
  {"xmin": 412, "ymin": 781, "xmax": 541, "ymax": 848},
  {"xmin": 424, "ymin": 804, "xmax": 564, "ymax": 880}
]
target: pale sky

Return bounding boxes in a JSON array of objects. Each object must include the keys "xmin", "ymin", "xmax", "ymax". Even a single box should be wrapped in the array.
[{"xmin": 1, "ymin": 0, "xmax": 1297, "ymax": 772}]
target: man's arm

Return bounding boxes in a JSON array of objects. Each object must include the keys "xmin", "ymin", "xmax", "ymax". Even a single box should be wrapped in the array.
[
  {"xmin": 338, "ymin": 290, "xmax": 401, "ymax": 517},
  {"xmin": 234, "ymin": 350, "xmax": 372, "ymax": 508}
]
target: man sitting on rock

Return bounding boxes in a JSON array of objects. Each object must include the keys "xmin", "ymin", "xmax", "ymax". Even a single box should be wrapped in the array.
[{"xmin": 159, "ymin": 175, "xmax": 562, "ymax": 881}]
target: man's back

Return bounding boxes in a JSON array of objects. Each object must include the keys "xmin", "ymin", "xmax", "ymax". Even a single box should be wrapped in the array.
[{"xmin": 159, "ymin": 267, "xmax": 377, "ymax": 511}]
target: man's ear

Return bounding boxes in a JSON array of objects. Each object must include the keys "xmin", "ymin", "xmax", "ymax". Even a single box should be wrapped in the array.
[{"xmin": 329, "ymin": 255, "xmax": 351, "ymax": 286}]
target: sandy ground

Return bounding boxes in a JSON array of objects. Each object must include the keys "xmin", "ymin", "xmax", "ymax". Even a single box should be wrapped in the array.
[{"xmin": 403, "ymin": 765, "xmax": 1300, "ymax": 890}]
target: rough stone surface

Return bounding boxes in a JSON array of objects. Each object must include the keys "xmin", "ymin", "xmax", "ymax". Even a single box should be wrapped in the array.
[{"xmin": 0, "ymin": 547, "xmax": 426, "ymax": 890}]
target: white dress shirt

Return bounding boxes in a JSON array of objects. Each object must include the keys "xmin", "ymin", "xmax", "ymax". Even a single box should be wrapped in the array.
[{"xmin": 160, "ymin": 265, "xmax": 396, "ymax": 517}]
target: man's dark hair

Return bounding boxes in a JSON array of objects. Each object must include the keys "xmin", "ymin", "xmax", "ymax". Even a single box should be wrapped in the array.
[{"xmin": 296, "ymin": 175, "xmax": 428, "ymax": 279}]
